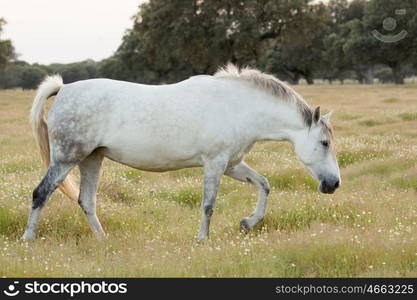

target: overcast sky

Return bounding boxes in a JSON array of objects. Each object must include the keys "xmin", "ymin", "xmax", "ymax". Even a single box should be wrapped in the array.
[{"xmin": 0, "ymin": 0, "xmax": 145, "ymax": 64}]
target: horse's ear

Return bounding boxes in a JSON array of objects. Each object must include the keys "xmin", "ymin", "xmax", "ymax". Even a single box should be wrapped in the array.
[
  {"xmin": 321, "ymin": 111, "xmax": 333, "ymax": 122},
  {"xmin": 313, "ymin": 106, "xmax": 320, "ymax": 124}
]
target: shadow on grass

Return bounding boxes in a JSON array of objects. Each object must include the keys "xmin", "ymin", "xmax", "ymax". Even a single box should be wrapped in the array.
[{"xmin": 100, "ymin": 182, "xmax": 138, "ymax": 204}]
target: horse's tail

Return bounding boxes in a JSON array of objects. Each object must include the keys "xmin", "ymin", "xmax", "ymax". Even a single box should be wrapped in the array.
[{"xmin": 30, "ymin": 76, "xmax": 79, "ymax": 202}]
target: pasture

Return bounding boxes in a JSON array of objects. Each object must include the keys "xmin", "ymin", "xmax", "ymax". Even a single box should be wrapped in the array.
[{"xmin": 0, "ymin": 84, "xmax": 416, "ymax": 277}]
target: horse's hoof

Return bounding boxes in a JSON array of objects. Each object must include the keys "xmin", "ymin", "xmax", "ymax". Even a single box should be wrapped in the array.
[
  {"xmin": 94, "ymin": 233, "xmax": 107, "ymax": 241},
  {"xmin": 195, "ymin": 235, "xmax": 208, "ymax": 244},
  {"xmin": 240, "ymin": 219, "xmax": 251, "ymax": 233},
  {"xmin": 19, "ymin": 235, "xmax": 34, "ymax": 242}
]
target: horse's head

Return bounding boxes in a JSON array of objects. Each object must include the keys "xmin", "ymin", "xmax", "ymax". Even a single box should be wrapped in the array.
[{"xmin": 293, "ymin": 107, "xmax": 340, "ymax": 194}]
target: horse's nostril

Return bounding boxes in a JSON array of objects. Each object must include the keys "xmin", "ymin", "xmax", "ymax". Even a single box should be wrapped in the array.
[{"xmin": 334, "ymin": 180, "xmax": 340, "ymax": 189}]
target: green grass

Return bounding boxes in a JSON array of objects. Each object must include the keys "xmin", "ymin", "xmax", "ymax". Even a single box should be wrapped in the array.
[
  {"xmin": 337, "ymin": 113, "xmax": 362, "ymax": 120},
  {"xmin": 260, "ymin": 202, "xmax": 368, "ymax": 232},
  {"xmin": 399, "ymin": 112, "xmax": 417, "ymax": 121},
  {"xmin": 158, "ymin": 187, "xmax": 201, "ymax": 207},
  {"xmin": 353, "ymin": 160, "xmax": 416, "ymax": 178},
  {"xmin": 358, "ymin": 119, "xmax": 395, "ymax": 127},
  {"xmin": 100, "ymin": 182, "xmax": 138, "ymax": 204},
  {"xmin": 269, "ymin": 170, "xmax": 316, "ymax": 191},
  {"xmin": 391, "ymin": 175, "xmax": 417, "ymax": 191},
  {"xmin": 359, "ymin": 120, "xmax": 381, "ymax": 127},
  {"xmin": 337, "ymin": 150, "xmax": 387, "ymax": 168},
  {"xmin": 382, "ymin": 97, "xmax": 400, "ymax": 103},
  {"xmin": 0, "ymin": 160, "xmax": 38, "ymax": 174}
]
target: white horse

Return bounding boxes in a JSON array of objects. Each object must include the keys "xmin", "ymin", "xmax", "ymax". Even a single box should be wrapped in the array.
[{"xmin": 22, "ymin": 64, "xmax": 340, "ymax": 241}]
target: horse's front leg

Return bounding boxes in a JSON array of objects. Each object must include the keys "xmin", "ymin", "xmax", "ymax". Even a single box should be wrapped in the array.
[
  {"xmin": 196, "ymin": 157, "xmax": 228, "ymax": 241},
  {"xmin": 225, "ymin": 161, "xmax": 270, "ymax": 232}
]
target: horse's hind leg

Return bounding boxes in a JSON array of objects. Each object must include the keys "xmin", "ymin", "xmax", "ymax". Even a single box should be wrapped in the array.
[
  {"xmin": 78, "ymin": 151, "xmax": 105, "ymax": 238},
  {"xmin": 225, "ymin": 161, "xmax": 270, "ymax": 232},
  {"xmin": 21, "ymin": 163, "xmax": 75, "ymax": 241}
]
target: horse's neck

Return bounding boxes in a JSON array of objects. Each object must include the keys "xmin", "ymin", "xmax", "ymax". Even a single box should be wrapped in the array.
[{"xmin": 250, "ymin": 100, "xmax": 307, "ymax": 143}]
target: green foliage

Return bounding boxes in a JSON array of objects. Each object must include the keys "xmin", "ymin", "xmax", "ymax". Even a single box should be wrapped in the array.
[
  {"xmin": 21, "ymin": 66, "xmax": 47, "ymax": 89},
  {"xmin": 0, "ymin": 61, "xmax": 29, "ymax": 89},
  {"xmin": 346, "ymin": 0, "xmax": 417, "ymax": 84},
  {"xmin": 0, "ymin": 60, "xmax": 101, "ymax": 88},
  {"xmin": 375, "ymin": 66, "xmax": 395, "ymax": 83},
  {"xmin": 118, "ymin": 0, "xmax": 330, "ymax": 84},
  {"xmin": 265, "ymin": 43, "xmax": 322, "ymax": 85},
  {"xmin": 0, "ymin": 18, "xmax": 15, "ymax": 71},
  {"xmin": 47, "ymin": 60, "xmax": 100, "ymax": 83}
]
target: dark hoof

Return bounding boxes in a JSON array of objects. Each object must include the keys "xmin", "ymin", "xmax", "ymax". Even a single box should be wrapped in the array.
[{"xmin": 240, "ymin": 219, "xmax": 251, "ymax": 233}]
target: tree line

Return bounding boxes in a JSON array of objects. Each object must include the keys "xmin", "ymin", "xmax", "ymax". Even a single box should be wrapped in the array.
[{"xmin": 1, "ymin": 0, "xmax": 417, "ymax": 89}]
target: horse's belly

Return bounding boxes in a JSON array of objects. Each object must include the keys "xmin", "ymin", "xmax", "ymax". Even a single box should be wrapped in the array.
[{"xmin": 99, "ymin": 139, "xmax": 203, "ymax": 172}]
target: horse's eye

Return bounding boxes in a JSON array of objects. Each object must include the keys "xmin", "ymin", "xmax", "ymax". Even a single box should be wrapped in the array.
[{"xmin": 321, "ymin": 140, "xmax": 329, "ymax": 148}]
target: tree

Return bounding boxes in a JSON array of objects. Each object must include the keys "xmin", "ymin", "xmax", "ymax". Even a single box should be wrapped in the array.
[
  {"xmin": 47, "ymin": 60, "xmax": 100, "ymax": 83},
  {"xmin": 265, "ymin": 42, "xmax": 322, "ymax": 84},
  {"xmin": 344, "ymin": 0, "xmax": 417, "ymax": 84},
  {"xmin": 319, "ymin": 0, "xmax": 367, "ymax": 83},
  {"xmin": 99, "ymin": 56, "xmax": 136, "ymax": 81},
  {"xmin": 21, "ymin": 66, "xmax": 46, "ymax": 89},
  {"xmin": 0, "ymin": 61, "xmax": 28, "ymax": 89},
  {"xmin": 343, "ymin": 18, "xmax": 376, "ymax": 84},
  {"xmin": 0, "ymin": 18, "xmax": 15, "ymax": 70},
  {"xmin": 263, "ymin": 2, "xmax": 330, "ymax": 85},
  {"xmin": 119, "ymin": 0, "xmax": 330, "ymax": 83}
]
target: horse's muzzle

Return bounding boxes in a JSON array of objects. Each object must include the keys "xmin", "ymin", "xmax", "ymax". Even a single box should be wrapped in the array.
[{"xmin": 319, "ymin": 178, "xmax": 340, "ymax": 194}]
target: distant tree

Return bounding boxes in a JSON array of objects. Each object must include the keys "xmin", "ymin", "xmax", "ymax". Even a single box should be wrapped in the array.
[
  {"xmin": 264, "ymin": 3, "xmax": 330, "ymax": 85},
  {"xmin": 374, "ymin": 66, "xmax": 394, "ymax": 83},
  {"xmin": 99, "ymin": 56, "xmax": 136, "ymax": 81},
  {"xmin": 61, "ymin": 63, "xmax": 90, "ymax": 83},
  {"xmin": 0, "ymin": 18, "xmax": 15, "ymax": 70},
  {"xmin": 84, "ymin": 59, "xmax": 100, "ymax": 78},
  {"xmin": 120, "ymin": 0, "xmax": 331, "ymax": 83},
  {"xmin": 344, "ymin": 0, "xmax": 417, "ymax": 84},
  {"xmin": 21, "ymin": 66, "xmax": 46, "ymax": 89},
  {"xmin": 319, "ymin": 0, "xmax": 367, "ymax": 83},
  {"xmin": 0, "ymin": 61, "xmax": 28, "ymax": 89},
  {"xmin": 343, "ymin": 18, "xmax": 376, "ymax": 84},
  {"xmin": 113, "ymin": 31, "xmax": 160, "ymax": 83},
  {"xmin": 265, "ymin": 43, "xmax": 322, "ymax": 85},
  {"xmin": 47, "ymin": 60, "xmax": 99, "ymax": 83}
]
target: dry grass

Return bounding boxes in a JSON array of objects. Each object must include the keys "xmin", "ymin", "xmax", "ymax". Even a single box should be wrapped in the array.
[{"xmin": 0, "ymin": 84, "xmax": 416, "ymax": 277}]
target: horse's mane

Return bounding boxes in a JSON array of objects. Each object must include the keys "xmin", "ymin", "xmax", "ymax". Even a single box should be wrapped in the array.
[{"xmin": 214, "ymin": 64, "xmax": 313, "ymax": 126}]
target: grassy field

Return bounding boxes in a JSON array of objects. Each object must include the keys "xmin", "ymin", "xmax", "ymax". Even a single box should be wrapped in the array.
[{"xmin": 0, "ymin": 84, "xmax": 416, "ymax": 277}]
